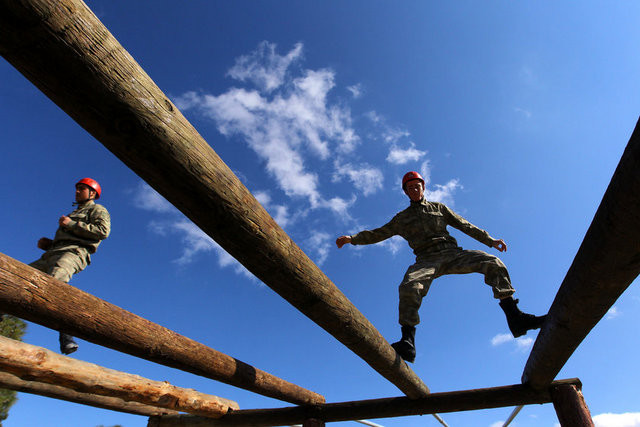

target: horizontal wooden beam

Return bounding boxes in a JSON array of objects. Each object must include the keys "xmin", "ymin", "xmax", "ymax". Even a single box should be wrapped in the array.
[
  {"xmin": 0, "ymin": 371, "xmax": 179, "ymax": 417},
  {"xmin": 147, "ymin": 379, "xmax": 582, "ymax": 426},
  {"xmin": 0, "ymin": 252, "xmax": 323, "ymax": 405},
  {"xmin": 0, "ymin": 335, "xmax": 238, "ymax": 417},
  {"xmin": 0, "ymin": 0, "xmax": 428, "ymax": 398},
  {"xmin": 523, "ymin": 117, "xmax": 640, "ymax": 389}
]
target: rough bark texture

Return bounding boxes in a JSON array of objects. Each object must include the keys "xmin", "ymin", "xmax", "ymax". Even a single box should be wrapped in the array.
[
  {"xmin": 0, "ymin": 336, "xmax": 238, "ymax": 417},
  {"xmin": 551, "ymin": 384, "xmax": 594, "ymax": 427},
  {"xmin": 523, "ymin": 117, "xmax": 640, "ymax": 389},
  {"xmin": 147, "ymin": 379, "xmax": 582, "ymax": 427},
  {"xmin": 0, "ymin": 371, "xmax": 180, "ymax": 417},
  {"xmin": 0, "ymin": 0, "xmax": 428, "ymax": 398},
  {"xmin": 0, "ymin": 252, "xmax": 323, "ymax": 405}
]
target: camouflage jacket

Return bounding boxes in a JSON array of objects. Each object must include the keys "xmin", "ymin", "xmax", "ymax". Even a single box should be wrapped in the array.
[
  {"xmin": 49, "ymin": 200, "xmax": 111, "ymax": 255},
  {"xmin": 350, "ymin": 199, "xmax": 494, "ymax": 255}
]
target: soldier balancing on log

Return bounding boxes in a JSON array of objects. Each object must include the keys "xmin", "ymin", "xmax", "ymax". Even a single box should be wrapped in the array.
[
  {"xmin": 29, "ymin": 178, "xmax": 111, "ymax": 355},
  {"xmin": 336, "ymin": 171, "xmax": 546, "ymax": 363}
]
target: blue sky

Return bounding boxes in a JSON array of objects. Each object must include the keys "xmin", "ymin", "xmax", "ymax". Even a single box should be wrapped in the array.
[{"xmin": 1, "ymin": 1, "xmax": 639, "ymax": 426}]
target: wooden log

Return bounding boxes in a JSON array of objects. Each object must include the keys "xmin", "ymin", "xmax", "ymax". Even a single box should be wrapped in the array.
[
  {"xmin": 523, "ymin": 117, "xmax": 640, "ymax": 389},
  {"xmin": 0, "ymin": 252, "xmax": 323, "ymax": 405},
  {"xmin": 0, "ymin": 0, "xmax": 428, "ymax": 398},
  {"xmin": 0, "ymin": 335, "xmax": 238, "ymax": 417},
  {"xmin": 147, "ymin": 378, "xmax": 583, "ymax": 426},
  {"xmin": 550, "ymin": 383, "xmax": 594, "ymax": 427},
  {"xmin": 0, "ymin": 371, "xmax": 179, "ymax": 417}
]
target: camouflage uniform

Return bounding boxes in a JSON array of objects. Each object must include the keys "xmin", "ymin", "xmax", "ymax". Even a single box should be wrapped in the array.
[
  {"xmin": 349, "ymin": 199, "xmax": 514, "ymax": 326},
  {"xmin": 30, "ymin": 200, "xmax": 111, "ymax": 284}
]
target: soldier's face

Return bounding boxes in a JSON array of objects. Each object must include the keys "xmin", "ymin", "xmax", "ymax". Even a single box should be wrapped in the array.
[
  {"xmin": 405, "ymin": 180, "xmax": 424, "ymax": 202},
  {"xmin": 75, "ymin": 184, "xmax": 94, "ymax": 203}
]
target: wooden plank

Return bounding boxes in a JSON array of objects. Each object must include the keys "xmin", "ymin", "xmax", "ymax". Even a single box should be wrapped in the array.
[
  {"xmin": 147, "ymin": 379, "xmax": 582, "ymax": 426},
  {"xmin": 0, "ymin": 371, "xmax": 179, "ymax": 417},
  {"xmin": 0, "ymin": 335, "xmax": 238, "ymax": 417},
  {"xmin": 550, "ymin": 383, "xmax": 594, "ymax": 427},
  {"xmin": 0, "ymin": 0, "xmax": 428, "ymax": 398},
  {"xmin": 0, "ymin": 252, "xmax": 324, "ymax": 405},
  {"xmin": 523, "ymin": 117, "xmax": 640, "ymax": 389}
]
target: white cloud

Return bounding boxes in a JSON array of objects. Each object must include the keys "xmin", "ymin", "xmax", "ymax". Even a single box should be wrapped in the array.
[
  {"xmin": 347, "ymin": 83, "xmax": 362, "ymax": 98},
  {"xmin": 489, "ymin": 422, "xmax": 504, "ymax": 427},
  {"xmin": 514, "ymin": 107, "xmax": 532, "ymax": 119},
  {"xmin": 177, "ymin": 42, "xmax": 360, "ymax": 212},
  {"xmin": 593, "ymin": 412, "xmax": 640, "ymax": 427},
  {"xmin": 605, "ymin": 306, "xmax": 620, "ymax": 320},
  {"xmin": 425, "ymin": 178, "xmax": 462, "ymax": 205},
  {"xmin": 305, "ymin": 231, "xmax": 331, "ymax": 266},
  {"xmin": 131, "ymin": 182, "xmax": 176, "ymax": 213},
  {"xmin": 254, "ymin": 190, "xmax": 291, "ymax": 228},
  {"xmin": 491, "ymin": 333, "xmax": 533, "ymax": 352},
  {"xmin": 386, "ymin": 143, "xmax": 427, "ymax": 165},
  {"xmin": 227, "ymin": 41, "xmax": 303, "ymax": 92},
  {"xmin": 332, "ymin": 162, "xmax": 384, "ymax": 197}
]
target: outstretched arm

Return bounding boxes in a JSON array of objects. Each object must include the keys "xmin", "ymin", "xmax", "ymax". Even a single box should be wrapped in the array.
[{"xmin": 336, "ymin": 235, "xmax": 352, "ymax": 248}]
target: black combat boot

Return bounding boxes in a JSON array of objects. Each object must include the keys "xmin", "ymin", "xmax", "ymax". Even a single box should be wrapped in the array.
[
  {"xmin": 59, "ymin": 333, "xmax": 78, "ymax": 355},
  {"xmin": 499, "ymin": 297, "xmax": 547, "ymax": 338},
  {"xmin": 391, "ymin": 325, "xmax": 416, "ymax": 363}
]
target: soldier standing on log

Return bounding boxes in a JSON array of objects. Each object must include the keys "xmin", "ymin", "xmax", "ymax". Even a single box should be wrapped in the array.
[
  {"xmin": 336, "ymin": 171, "xmax": 546, "ymax": 363},
  {"xmin": 29, "ymin": 178, "xmax": 111, "ymax": 355}
]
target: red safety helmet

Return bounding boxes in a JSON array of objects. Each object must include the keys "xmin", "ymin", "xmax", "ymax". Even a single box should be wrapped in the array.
[
  {"xmin": 76, "ymin": 178, "xmax": 102, "ymax": 199},
  {"xmin": 402, "ymin": 171, "xmax": 425, "ymax": 192}
]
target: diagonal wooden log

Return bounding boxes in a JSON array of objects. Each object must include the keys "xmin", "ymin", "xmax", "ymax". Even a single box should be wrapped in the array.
[
  {"xmin": 147, "ymin": 379, "xmax": 583, "ymax": 427},
  {"xmin": 0, "ymin": 252, "xmax": 323, "ymax": 405},
  {"xmin": 523, "ymin": 117, "xmax": 640, "ymax": 389},
  {"xmin": 0, "ymin": 371, "xmax": 180, "ymax": 417},
  {"xmin": 0, "ymin": 0, "xmax": 428, "ymax": 398},
  {"xmin": 0, "ymin": 335, "xmax": 238, "ymax": 417}
]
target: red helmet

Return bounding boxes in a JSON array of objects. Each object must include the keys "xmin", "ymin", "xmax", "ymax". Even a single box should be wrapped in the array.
[
  {"xmin": 76, "ymin": 178, "xmax": 102, "ymax": 199},
  {"xmin": 402, "ymin": 171, "xmax": 425, "ymax": 192}
]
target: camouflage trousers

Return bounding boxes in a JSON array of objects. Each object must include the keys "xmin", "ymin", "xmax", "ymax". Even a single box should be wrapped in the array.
[
  {"xmin": 29, "ymin": 248, "xmax": 89, "ymax": 283},
  {"xmin": 398, "ymin": 247, "xmax": 515, "ymax": 326}
]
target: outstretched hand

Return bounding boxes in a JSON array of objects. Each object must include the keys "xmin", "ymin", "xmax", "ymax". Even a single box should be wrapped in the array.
[
  {"xmin": 336, "ymin": 235, "xmax": 352, "ymax": 249},
  {"xmin": 492, "ymin": 239, "xmax": 507, "ymax": 252}
]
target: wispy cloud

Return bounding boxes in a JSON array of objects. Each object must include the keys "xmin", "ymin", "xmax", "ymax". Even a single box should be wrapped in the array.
[
  {"xmin": 305, "ymin": 231, "xmax": 332, "ymax": 266},
  {"xmin": 593, "ymin": 412, "xmax": 640, "ymax": 427},
  {"xmin": 130, "ymin": 182, "xmax": 177, "ymax": 214},
  {"xmin": 132, "ymin": 182, "xmax": 254, "ymax": 279},
  {"xmin": 227, "ymin": 41, "xmax": 303, "ymax": 93},
  {"xmin": 386, "ymin": 142, "xmax": 427, "ymax": 165},
  {"xmin": 491, "ymin": 333, "xmax": 533, "ymax": 352},
  {"xmin": 332, "ymin": 162, "xmax": 384, "ymax": 197},
  {"xmin": 347, "ymin": 83, "xmax": 363, "ymax": 99},
  {"xmin": 605, "ymin": 306, "xmax": 620, "ymax": 320},
  {"xmin": 175, "ymin": 42, "xmax": 360, "ymax": 215}
]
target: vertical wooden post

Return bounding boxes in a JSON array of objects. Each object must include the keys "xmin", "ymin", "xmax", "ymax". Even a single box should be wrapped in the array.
[{"xmin": 550, "ymin": 384, "xmax": 594, "ymax": 427}]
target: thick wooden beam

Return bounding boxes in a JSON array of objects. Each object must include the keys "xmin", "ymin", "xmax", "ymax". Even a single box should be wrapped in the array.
[
  {"xmin": 147, "ymin": 379, "xmax": 582, "ymax": 426},
  {"xmin": 523, "ymin": 118, "xmax": 640, "ymax": 389},
  {"xmin": 0, "ymin": 371, "xmax": 180, "ymax": 417},
  {"xmin": 0, "ymin": 0, "xmax": 428, "ymax": 398},
  {"xmin": 0, "ymin": 252, "xmax": 323, "ymax": 405},
  {"xmin": 550, "ymin": 383, "xmax": 594, "ymax": 427},
  {"xmin": 0, "ymin": 336, "xmax": 238, "ymax": 417}
]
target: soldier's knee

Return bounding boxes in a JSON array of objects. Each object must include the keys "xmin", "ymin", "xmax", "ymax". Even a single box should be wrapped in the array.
[{"xmin": 49, "ymin": 267, "xmax": 72, "ymax": 283}]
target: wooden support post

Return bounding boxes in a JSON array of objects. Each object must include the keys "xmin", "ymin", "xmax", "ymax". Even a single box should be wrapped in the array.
[
  {"xmin": 523, "ymin": 117, "xmax": 640, "ymax": 389},
  {"xmin": 0, "ymin": 0, "xmax": 428, "ymax": 398},
  {"xmin": 0, "ymin": 252, "xmax": 324, "ymax": 405},
  {"xmin": 0, "ymin": 371, "xmax": 179, "ymax": 417},
  {"xmin": 550, "ymin": 383, "xmax": 594, "ymax": 427},
  {"xmin": 147, "ymin": 379, "xmax": 582, "ymax": 427},
  {"xmin": 0, "ymin": 335, "xmax": 238, "ymax": 417}
]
